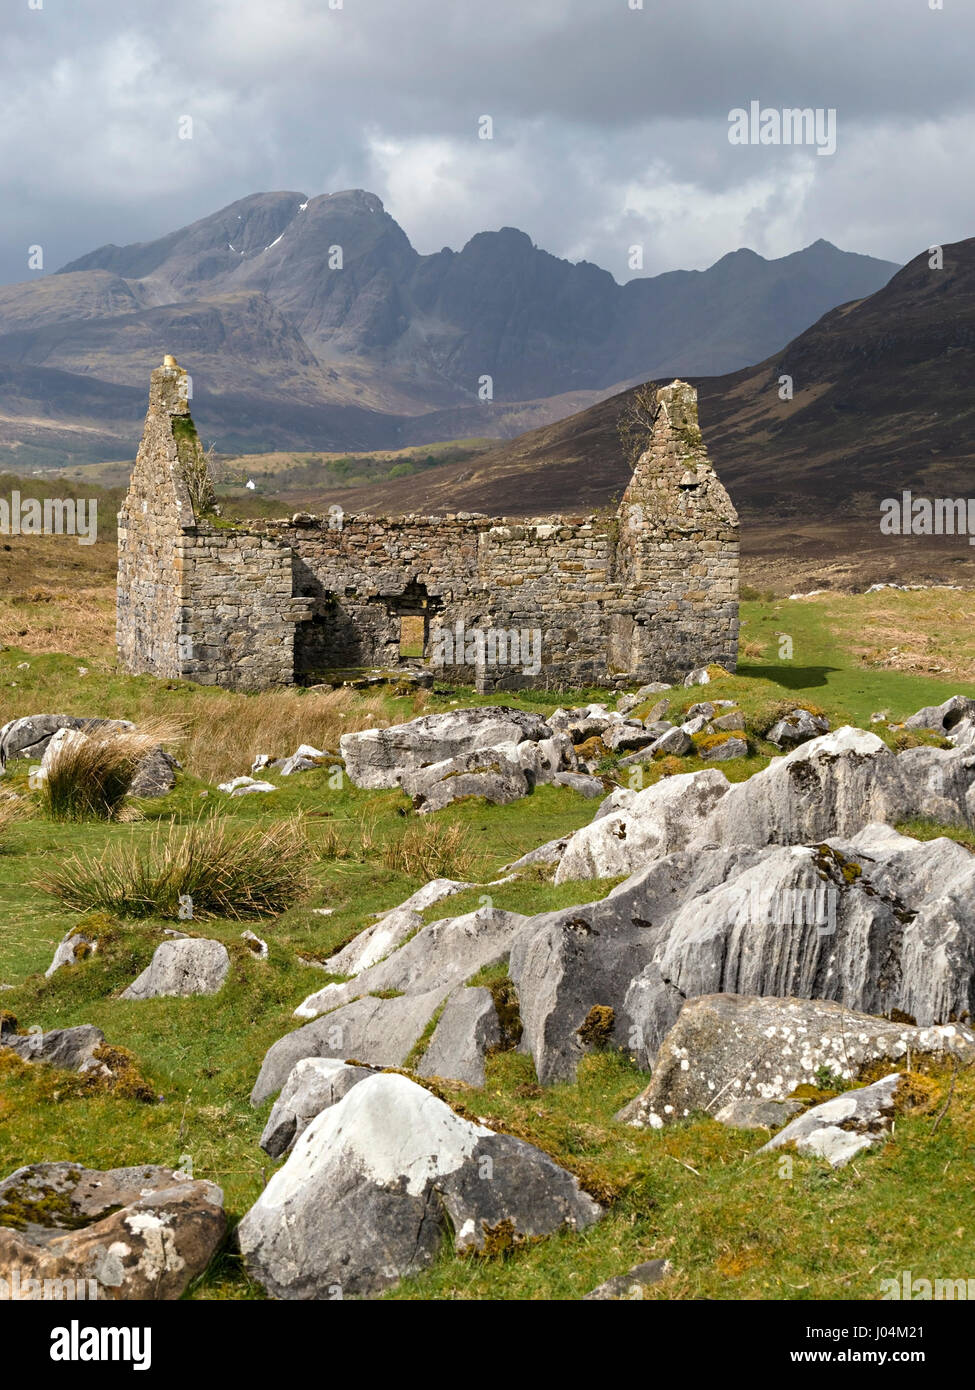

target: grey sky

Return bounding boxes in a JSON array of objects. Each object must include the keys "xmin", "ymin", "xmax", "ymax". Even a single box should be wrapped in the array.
[{"xmin": 1, "ymin": 0, "xmax": 971, "ymax": 285}]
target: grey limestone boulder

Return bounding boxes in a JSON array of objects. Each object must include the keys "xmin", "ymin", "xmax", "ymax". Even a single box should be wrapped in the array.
[
  {"xmin": 690, "ymin": 728, "xmax": 900, "ymax": 848},
  {"xmin": 120, "ymin": 938, "xmax": 230, "ymax": 1000},
  {"xmin": 259, "ymin": 1058, "xmax": 374, "ymax": 1158},
  {"xmin": 757, "ymin": 1072, "xmax": 903, "ymax": 1168},
  {"xmin": 0, "ymin": 715, "xmax": 134, "ymax": 772},
  {"xmin": 551, "ymin": 772, "xmax": 605, "ymax": 797},
  {"xmin": 339, "ymin": 707, "xmax": 552, "ymax": 789},
  {"xmin": 251, "ymin": 989, "xmax": 444, "ymax": 1106},
  {"xmin": 45, "ymin": 926, "xmax": 99, "ymax": 979},
  {"xmin": 683, "ymin": 667, "xmax": 711, "ymax": 688},
  {"xmin": 127, "ymin": 747, "xmax": 179, "ymax": 798},
  {"xmin": 903, "ymin": 694, "xmax": 975, "ymax": 746},
  {"xmin": 292, "ymin": 905, "xmax": 527, "ymax": 1023},
  {"xmin": 584, "ymin": 1259, "xmax": 673, "ymax": 1300},
  {"xmin": 321, "ymin": 908, "xmax": 424, "ymax": 978},
  {"xmin": 602, "ymin": 722, "xmax": 658, "ymax": 754},
  {"xmin": 238, "ymin": 1072, "xmax": 601, "ymax": 1299},
  {"xmin": 503, "ymin": 835, "xmax": 571, "ymax": 871},
  {"xmin": 700, "ymin": 735, "xmax": 748, "ymax": 761},
  {"xmin": 616, "ymin": 992, "xmax": 975, "ymax": 1129},
  {"xmin": 399, "ymin": 748, "xmax": 530, "ymax": 813},
  {"xmin": 0, "ymin": 1022, "xmax": 104, "ymax": 1071},
  {"xmin": 623, "ymin": 826, "xmax": 975, "ymax": 1061},
  {"xmin": 767, "ymin": 708, "xmax": 830, "ymax": 748},
  {"xmin": 554, "ymin": 768, "xmax": 729, "ymax": 883},
  {"xmin": 417, "ymin": 986, "xmax": 501, "ymax": 1087},
  {"xmin": 510, "ymin": 846, "xmax": 760, "ymax": 1084}
]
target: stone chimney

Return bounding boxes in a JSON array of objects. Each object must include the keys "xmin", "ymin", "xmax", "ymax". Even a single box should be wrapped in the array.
[
  {"xmin": 147, "ymin": 355, "xmax": 191, "ymax": 418},
  {"xmin": 619, "ymin": 379, "xmax": 737, "ymax": 525}
]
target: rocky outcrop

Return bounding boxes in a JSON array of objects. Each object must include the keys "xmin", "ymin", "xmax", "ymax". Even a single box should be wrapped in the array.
[
  {"xmin": 0, "ymin": 715, "xmax": 175, "ymax": 797},
  {"xmin": 250, "ymin": 990, "xmax": 444, "ymax": 1106},
  {"xmin": 340, "ymin": 708, "xmax": 553, "ymax": 789},
  {"xmin": 504, "ymin": 817, "xmax": 975, "ymax": 1085},
  {"xmin": 400, "ymin": 749, "xmax": 531, "ymax": 814},
  {"xmin": 767, "ymin": 708, "xmax": 830, "ymax": 748},
  {"xmin": 624, "ymin": 826, "xmax": 975, "ymax": 1061},
  {"xmin": 0, "ymin": 715, "xmax": 134, "ymax": 772},
  {"xmin": 292, "ymin": 905, "xmax": 527, "ymax": 1023},
  {"xmin": 512, "ymin": 846, "xmax": 760, "ymax": 1082},
  {"xmin": 517, "ymin": 727, "xmax": 975, "ymax": 892},
  {"xmin": 553, "ymin": 769, "xmax": 729, "ymax": 883}
]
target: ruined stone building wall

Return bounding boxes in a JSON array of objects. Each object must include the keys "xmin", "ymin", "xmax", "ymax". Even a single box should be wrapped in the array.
[
  {"xmin": 178, "ymin": 530, "xmax": 312, "ymax": 690},
  {"xmin": 251, "ymin": 514, "xmax": 618, "ymax": 689},
  {"xmin": 117, "ymin": 362, "xmax": 739, "ymax": 693},
  {"xmin": 117, "ymin": 360, "xmax": 313, "ymax": 691}
]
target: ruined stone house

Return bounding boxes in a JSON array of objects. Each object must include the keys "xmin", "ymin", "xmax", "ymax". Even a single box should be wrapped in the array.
[{"xmin": 116, "ymin": 359, "xmax": 739, "ymax": 692}]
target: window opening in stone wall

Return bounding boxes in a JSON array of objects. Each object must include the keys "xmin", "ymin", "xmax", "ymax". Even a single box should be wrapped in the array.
[{"xmin": 399, "ymin": 614, "xmax": 426, "ymax": 658}]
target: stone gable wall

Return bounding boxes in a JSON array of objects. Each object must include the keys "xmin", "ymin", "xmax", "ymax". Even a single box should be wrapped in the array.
[{"xmin": 116, "ymin": 362, "xmax": 195, "ymax": 679}]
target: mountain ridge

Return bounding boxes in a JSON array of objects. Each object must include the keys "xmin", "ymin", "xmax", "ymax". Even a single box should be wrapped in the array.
[
  {"xmin": 316, "ymin": 236, "xmax": 974, "ymax": 525},
  {"xmin": 0, "ymin": 189, "xmax": 899, "ymax": 465}
]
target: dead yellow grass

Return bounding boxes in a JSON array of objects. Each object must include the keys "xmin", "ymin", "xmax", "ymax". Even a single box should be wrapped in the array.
[
  {"xmin": 380, "ymin": 820, "xmax": 483, "ymax": 881},
  {"xmin": 1, "ymin": 658, "xmax": 428, "ymax": 783},
  {"xmin": 0, "ymin": 583, "xmax": 116, "ymax": 657},
  {"xmin": 180, "ymin": 687, "xmax": 415, "ymax": 783},
  {"xmin": 0, "ymin": 799, "xmax": 19, "ymax": 838},
  {"xmin": 0, "ymin": 536, "xmax": 116, "ymax": 660},
  {"xmin": 831, "ymin": 589, "xmax": 975, "ymax": 680}
]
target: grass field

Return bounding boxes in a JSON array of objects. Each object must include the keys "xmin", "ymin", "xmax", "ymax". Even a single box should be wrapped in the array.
[{"xmin": 1, "ymin": 563, "xmax": 974, "ymax": 1301}]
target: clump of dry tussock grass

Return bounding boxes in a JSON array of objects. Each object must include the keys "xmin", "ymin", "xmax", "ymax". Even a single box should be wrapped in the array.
[
  {"xmin": 381, "ymin": 820, "xmax": 482, "ymax": 881},
  {"xmin": 39, "ymin": 814, "xmax": 311, "ymax": 919},
  {"xmin": 42, "ymin": 718, "xmax": 183, "ymax": 822},
  {"xmin": 313, "ymin": 813, "xmax": 482, "ymax": 883}
]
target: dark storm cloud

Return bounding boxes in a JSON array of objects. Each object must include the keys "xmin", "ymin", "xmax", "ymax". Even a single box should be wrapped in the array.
[{"xmin": 0, "ymin": 0, "xmax": 971, "ymax": 285}]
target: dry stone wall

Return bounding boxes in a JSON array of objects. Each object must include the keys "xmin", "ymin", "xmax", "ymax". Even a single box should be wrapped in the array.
[{"xmin": 117, "ymin": 362, "xmax": 739, "ymax": 693}]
